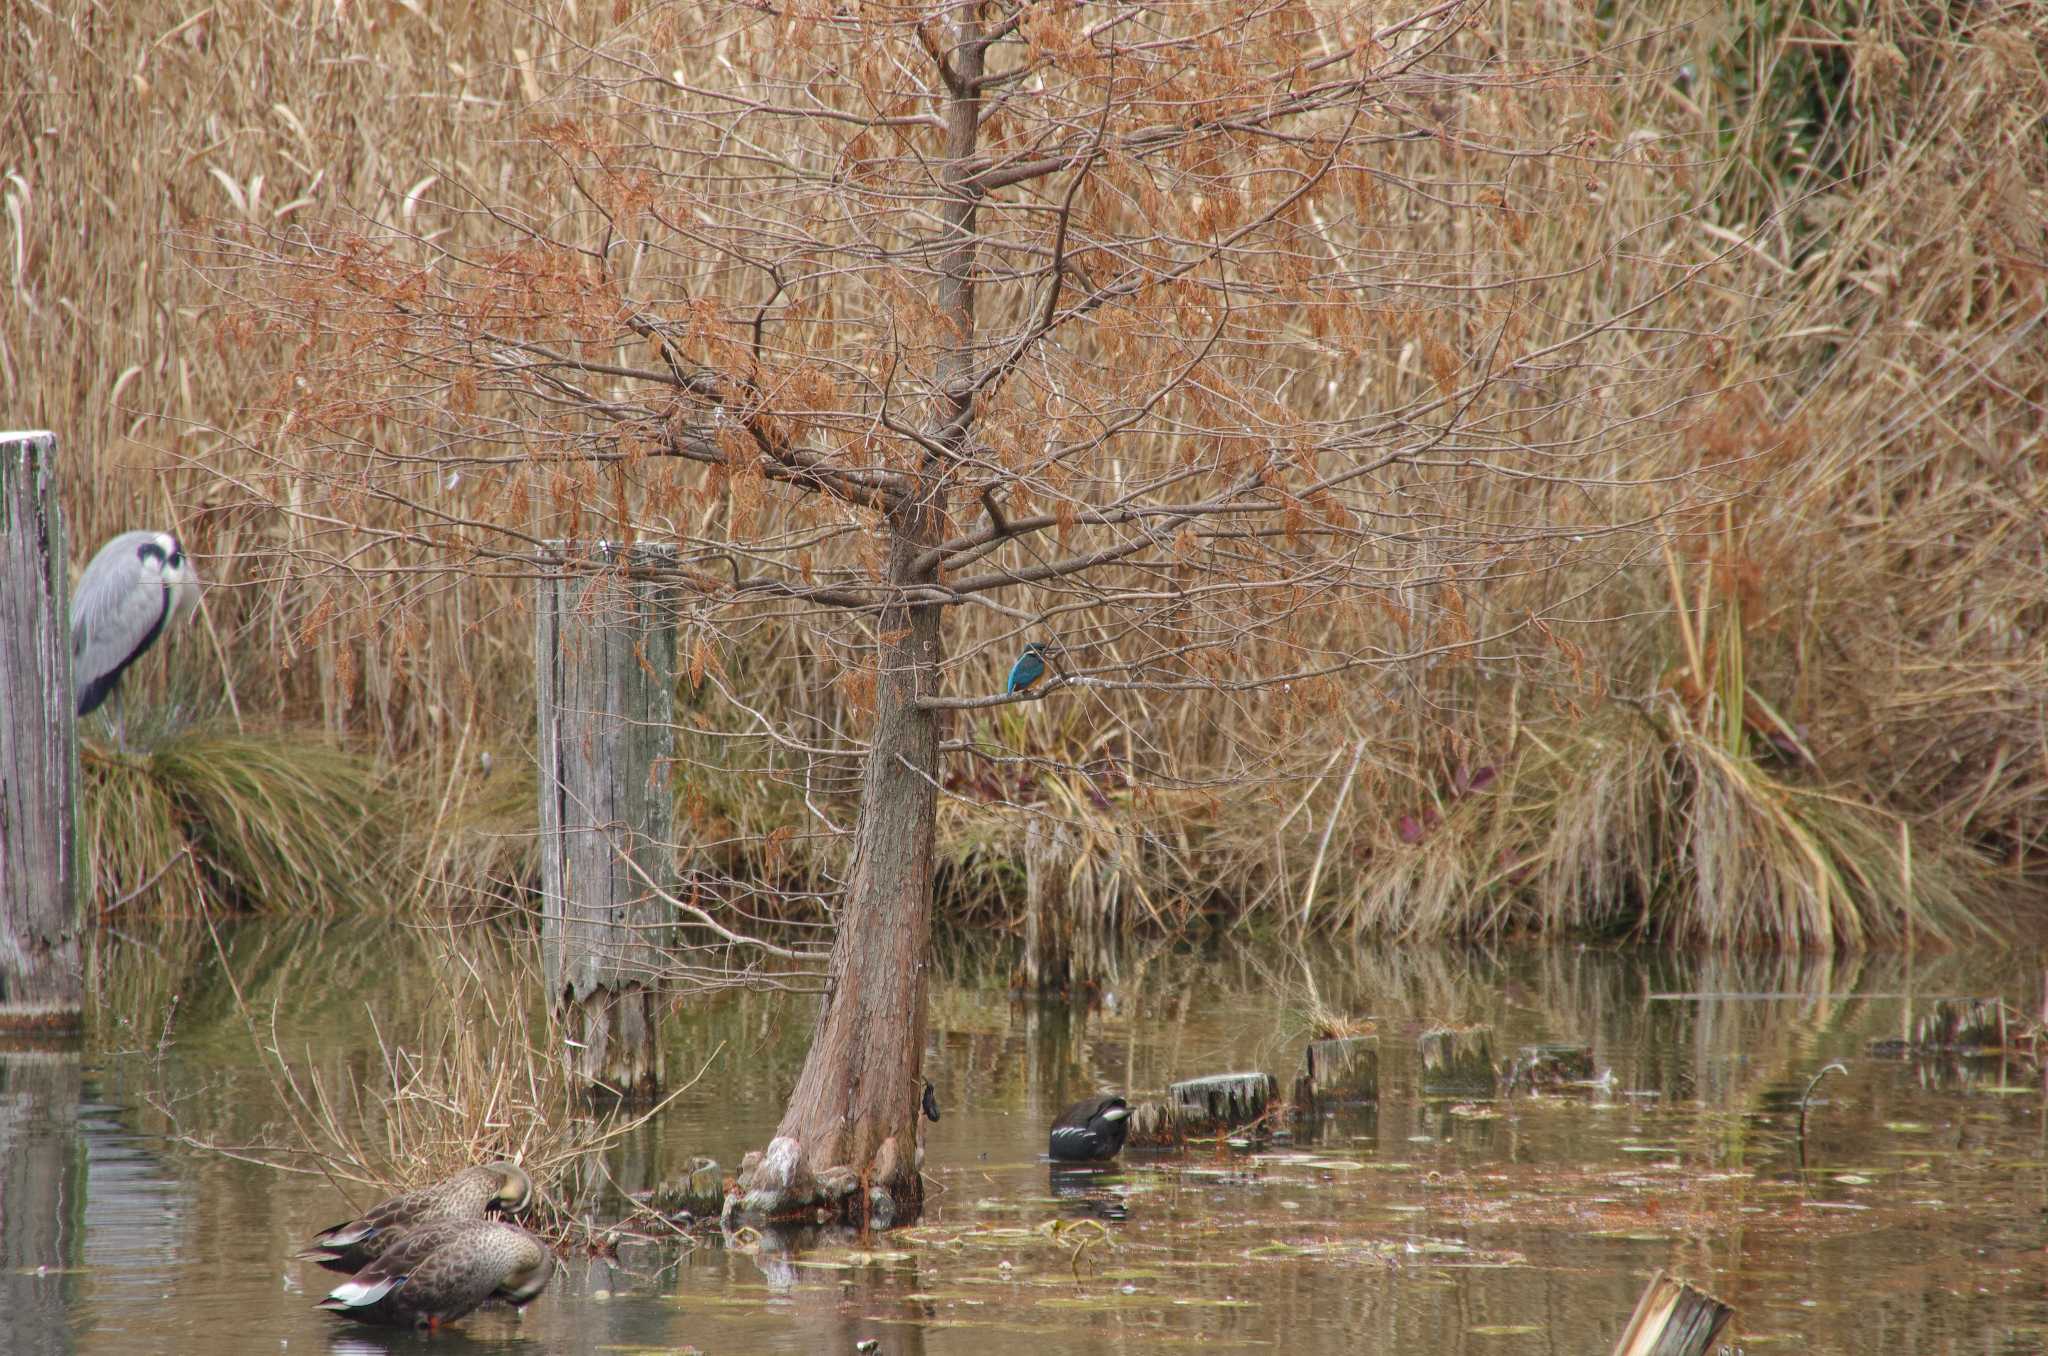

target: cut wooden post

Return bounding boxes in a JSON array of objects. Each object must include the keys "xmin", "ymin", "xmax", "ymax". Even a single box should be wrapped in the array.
[
  {"xmin": 0, "ymin": 431, "xmax": 80, "ymax": 1033},
  {"xmin": 1021, "ymin": 818, "xmax": 1074, "ymax": 991},
  {"xmin": 1611, "ymin": 1269, "xmax": 1734, "ymax": 1356},
  {"xmin": 1124, "ymin": 1097, "xmax": 1181, "ymax": 1149},
  {"xmin": 537, "ymin": 542, "xmax": 680, "ymax": 1098},
  {"xmin": 1172, "ymin": 1071, "xmax": 1277, "ymax": 1136},
  {"xmin": 1912, "ymin": 997, "xmax": 2005, "ymax": 1052},
  {"xmin": 1291, "ymin": 1035, "xmax": 1380, "ymax": 1110},
  {"xmin": 1124, "ymin": 1072, "xmax": 1283, "ymax": 1149},
  {"xmin": 1418, "ymin": 1025, "xmax": 1497, "ymax": 1098}
]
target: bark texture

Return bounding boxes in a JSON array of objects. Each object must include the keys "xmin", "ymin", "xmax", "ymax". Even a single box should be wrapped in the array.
[
  {"xmin": 536, "ymin": 543, "xmax": 679, "ymax": 1098},
  {"xmin": 761, "ymin": 534, "xmax": 943, "ymax": 1218},
  {"xmin": 0, "ymin": 431, "xmax": 79, "ymax": 1032},
  {"xmin": 745, "ymin": 12, "xmax": 989, "ymax": 1223}
]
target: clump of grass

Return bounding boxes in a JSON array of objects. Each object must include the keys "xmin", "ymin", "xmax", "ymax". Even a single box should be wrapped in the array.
[
  {"xmin": 1522, "ymin": 714, "xmax": 1991, "ymax": 949},
  {"xmin": 81, "ymin": 731, "xmax": 406, "ymax": 916}
]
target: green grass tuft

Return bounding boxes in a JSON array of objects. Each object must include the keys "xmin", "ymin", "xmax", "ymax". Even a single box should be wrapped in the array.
[{"xmin": 82, "ymin": 731, "xmax": 407, "ymax": 916}]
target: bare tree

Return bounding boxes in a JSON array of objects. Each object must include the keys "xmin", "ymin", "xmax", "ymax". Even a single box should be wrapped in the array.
[{"xmin": 212, "ymin": 0, "xmax": 1720, "ymax": 1219}]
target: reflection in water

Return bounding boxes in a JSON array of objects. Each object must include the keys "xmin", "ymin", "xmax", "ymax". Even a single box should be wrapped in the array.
[
  {"xmin": 1, "ymin": 1047, "xmax": 84, "ymax": 1356},
  {"xmin": 78, "ymin": 1095, "xmax": 185, "ymax": 1326},
  {"xmin": 53, "ymin": 924, "xmax": 2048, "ymax": 1354},
  {"xmin": 1048, "ymin": 1164, "xmax": 1130, "ymax": 1222}
]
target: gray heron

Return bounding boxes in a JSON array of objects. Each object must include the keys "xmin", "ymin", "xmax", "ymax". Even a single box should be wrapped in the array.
[{"xmin": 71, "ymin": 530, "xmax": 201, "ymax": 747}]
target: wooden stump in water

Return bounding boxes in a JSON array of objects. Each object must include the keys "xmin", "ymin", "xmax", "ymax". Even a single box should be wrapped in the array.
[
  {"xmin": 1172, "ymin": 1072, "xmax": 1278, "ymax": 1136},
  {"xmin": 1418, "ymin": 1026, "xmax": 1497, "ymax": 1098},
  {"xmin": 647, "ymin": 1156, "xmax": 727, "ymax": 1218},
  {"xmin": 1022, "ymin": 818, "xmax": 1075, "ymax": 991},
  {"xmin": 1508, "ymin": 1043, "xmax": 1593, "ymax": 1091},
  {"xmin": 1611, "ymin": 1270, "xmax": 1733, "ymax": 1356},
  {"xmin": 536, "ymin": 543, "xmax": 680, "ymax": 1099},
  {"xmin": 0, "ymin": 431, "xmax": 80, "ymax": 1033},
  {"xmin": 1123, "ymin": 1097, "xmax": 1182, "ymax": 1149},
  {"xmin": 1291, "ymin": 1035, "xmax": 1380, "ymax": 1111},
  {"xmin": 1021, "ymin": 817, "xmax": 1118, "ymax": 993},
  {"xmin": 1123, "ymin": 1073, "xmax": 1282, "ymax": 1148},
  {"xmin": 1913, "ymin": 998, "xmax": 2006, "ymax": 1052}
]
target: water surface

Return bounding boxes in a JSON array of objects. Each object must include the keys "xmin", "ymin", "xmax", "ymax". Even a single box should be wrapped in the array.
[{"xmin": 7, "ymin": 924, "xmax": 2048, "ymax": 1353}]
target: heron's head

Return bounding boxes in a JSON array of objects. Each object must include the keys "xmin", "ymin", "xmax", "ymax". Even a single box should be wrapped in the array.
[
  {"xmin": 140, "ymin": 533, "xmax": 201, "ymax": 624},
  {"xmin": 136, "ymin": 533, "xmax": 176, "ymax": 574}
]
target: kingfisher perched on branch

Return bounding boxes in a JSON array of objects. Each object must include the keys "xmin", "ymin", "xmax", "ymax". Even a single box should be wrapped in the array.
[{"xmin": 1005, "ymin": 641, "xmax": 1050, "ymax": 695}]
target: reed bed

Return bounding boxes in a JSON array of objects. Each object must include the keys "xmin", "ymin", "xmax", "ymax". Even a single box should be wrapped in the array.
[{"xmin": 9, "ymin": 0, "xmax": 2042, "ymax": 946}]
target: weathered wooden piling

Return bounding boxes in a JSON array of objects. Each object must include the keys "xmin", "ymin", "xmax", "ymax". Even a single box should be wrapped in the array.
[
  {"xmin": 1123, "ymin": 1098, "xmax": 1179, "ymax": 1149},
  {"xmin": 0, "ymin": 431, "xmax": 79, "ymax": 1033},
  {"xmin": 1912, "ymin": 997, "xmax": 2006, "ymax": 1052},
  {"xmin": 1611, "ymin": 1270, "xmax": 1733, "ymax": 1356},
  {"xmin": 536, "ymin": 542, "xmax": 680, "ymax": 1098},
  {"xmin": 1178, "ymin": 1072, "xmax": 1279, "ymax": 1137},
  {"xmin": 1123, "ymin": 1072, "xmax": 1284, "ymax": 1149},
  {"xmin": 1418, "ymin": 1025, "xmax": 1497, "ymax": 1098},
  {"xmin": 1021, "ymin": 818, "xmax": 1118, "ymax": 992},
  {"xmin": 1022, "ymin": 818, "xmax": 1076, "ymax": 991},
  {"xmin": 1291, "ymin": 1035, "xmax": 1380, "ymax": 1110}
]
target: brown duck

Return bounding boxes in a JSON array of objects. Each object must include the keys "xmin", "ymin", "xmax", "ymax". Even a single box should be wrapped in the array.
[
  {"xmin": 316, "ymin": 1218, "xmax": 555, "ymax": 1328},
  {"xmin": 297, "ymin": 1162, "xmax": 533, "ymax": 1273}
]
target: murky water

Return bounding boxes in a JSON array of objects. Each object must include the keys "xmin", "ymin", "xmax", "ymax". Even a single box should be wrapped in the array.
[{"xmin": 7, "ymin": 922, "xmax": 2048, "ymax": 1353}]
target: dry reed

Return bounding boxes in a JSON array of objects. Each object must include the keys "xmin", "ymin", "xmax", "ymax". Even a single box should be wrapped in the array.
[{"xmin": 9, "ymin": 0, "xmax": 2042, "ymax": 945}]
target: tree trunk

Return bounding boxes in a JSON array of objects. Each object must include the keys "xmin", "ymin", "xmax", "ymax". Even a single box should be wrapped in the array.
[
  {"xmin": 740, "ymin": 8, "xmax": 986, "ymax": 1226},
  {"xmin": 749, "ymin": 545, "xmax": 943, "ymax": 1223},
  {"xmin": 0, "ymin": 431, "xmax": 79, "ymax": 1033},
  {"xmin": 536, "ymin": 542, "xmax": 680, "ymax": 1099}
]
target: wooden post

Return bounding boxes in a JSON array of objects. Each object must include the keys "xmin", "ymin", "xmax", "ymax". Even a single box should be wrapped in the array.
[
  {"xmin": 0, "ymin": 431, "xmax": 79, "ymax": 1033},
  {"xmin": 1292, "ymin": 1034, "xmax": 1380, "ymax": 1110},
  {"xmin": 1022, "ymin": 818, "xmax": 1074, "ymax": 991},
  {"xmin": 1506, "ymin": 1042, "xmax": 1594, "ymax": 1091},
  {"xmin": 1611, "ymin": 1270, "xmax": 1734, "ymax": 1356},
  {"xmin": 1418, "ymin": 1025, "xmax": 1497, "ymax": 1098},
  {"xmin": 536, "ymin": 543, "xmax": 680, "ymax": 1098}
]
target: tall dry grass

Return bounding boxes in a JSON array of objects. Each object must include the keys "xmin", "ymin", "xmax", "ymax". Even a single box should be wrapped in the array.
[{"xmin": 6, "ymin": 0, "xmax": 2042, "ymax": 943}]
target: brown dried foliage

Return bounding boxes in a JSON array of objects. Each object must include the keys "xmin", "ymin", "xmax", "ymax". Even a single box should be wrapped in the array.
[{"xmin": 6, "ymin": 0, "xmax": 2043, "ymax": 942}]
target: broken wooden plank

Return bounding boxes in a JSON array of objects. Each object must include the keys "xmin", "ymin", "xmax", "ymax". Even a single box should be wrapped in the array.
[{"xmin": 1611, "ymin": 1269, "xmax": 1733, "ymax": 1356}]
